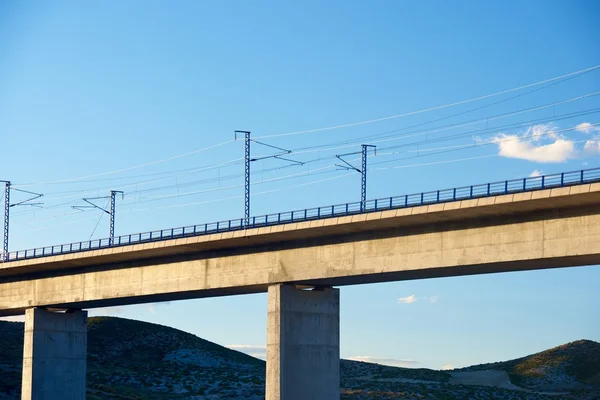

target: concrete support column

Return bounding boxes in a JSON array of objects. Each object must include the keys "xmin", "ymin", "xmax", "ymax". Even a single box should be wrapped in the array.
[
  {"xmin": 266, "ymin": 284, "xmax": 340, "ymax": 400},
  {"xmin": 21, "ymin": 308, "xmax": 87, "ymax": 400}
]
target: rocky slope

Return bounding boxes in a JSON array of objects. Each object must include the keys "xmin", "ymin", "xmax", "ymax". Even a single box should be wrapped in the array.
[
  {"xmin": 0, "ymin": 317, "xmax": 598, "ymax": 399},
  {"xmin": 458, "ymin": 339, "xmax": 600, "ymax": 395}
]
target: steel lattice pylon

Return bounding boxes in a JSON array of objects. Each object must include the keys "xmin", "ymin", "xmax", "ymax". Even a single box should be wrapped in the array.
[
  {"xmin": 235, "ymin": 131, "xmax": 252, "ymax": 226},
  {"xmin": 109, "ymin": 190, "xmax": 123, "ymax": 246},
  {"xmin": 360, "ymin": 145, "xmax": 376, "ymax": 211},
  {"xmin": 244, "ymin": 131, "xmax": 251, "ymax": 225},
  {"xmin": 2, "ymin": 181, "xmax": 10, "ymax": 261},
  {"xmin": 235, "ymin": 130, "xmax": 302, "ymax": 227},
  {"xmin": 72, "ymin": 190, "xmax": 122, "ymax": 246}
]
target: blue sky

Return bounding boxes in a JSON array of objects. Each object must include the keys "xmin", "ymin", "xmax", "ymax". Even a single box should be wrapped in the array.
[{"xmin": 1, "ymin": 1, "xmax": 600, "ymax": 369}]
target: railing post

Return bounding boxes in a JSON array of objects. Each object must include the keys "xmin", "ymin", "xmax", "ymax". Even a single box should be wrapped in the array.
[
  {"xmin": 345, "ymin": 204, "xmax": 349, "ymax": 215},
  {"xmin": 487, "ymin": 183, "xmax": 490, "ymax": 196},
  {"xmin": 436, "ymin": 191, "xmax": 440, "ymax": 202},
  {"xmin": 504, "ymin": 181, "xmax": 508, "ymax": 194},
  {"xmin": 331, "ymin": 205, "xmax": 334, "ymax": 215},
  {"xmin": 216, "ymin": 222, "xmax": 220, "ymax": 231},
  {"xmin": 253, "ymin": 216, "xmax": 256, "ymax": 227},
  {"xmin": 229, "ymin": 220, "xmax": 232, "ymax": 229},
  {"xmin": 317, "ymin": 207, "xmax": 320, "ymax": 218},
  {"xmin": 304, "ymin": 209, "xmax": 307, "ymax": 220},
  {"xmin": 278, "ymin": 213, "xmax": 281, "ymax": 223},
  {"xmin": 470, "ymin": 186, "xmax": 473, "ymax": 198},
  {"xmin": 374, "ymin": 199, "xmax": 378, "ymax": 210},
  {"xmin": 291, "ymin": 211, "xmax": 294, "ymax": 220},
  {"xmin": 389, "ymin": 197, "xmax": 393, "ymax": 208},
  {"xmin": 405, "ymin": 195, "xmax": 408, "ymax": 207},
  {"xmin": 560, "ymin": 173, "xmax": 564, "ymax": 186},
  {"xmin": 453, "ymin": 188, "xmax": 456, "ymax": 201},
  {"xmin": 60, "ymin": 245, "xmax": 63, "ymax": 253},
  {"xmin": 541, "ymin": 176, "xmax": 545, "ymax": 189},
  {"xmin": 420, "ymin": 193, "xmax": 424, "ymax": 205},
  {"xmin": 205, "ymin": 224, "xmax": 208, "ymax": 233},
  {"xmin": 581, "ymin": 170, "xmax": 584, "ymax": 183},
  {"xmin": 523, "ymin": 178, "xmax": 526, "ymax": 191}
]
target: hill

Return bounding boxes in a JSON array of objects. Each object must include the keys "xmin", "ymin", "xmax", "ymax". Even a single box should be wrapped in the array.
[
  {"xmin": 459, "ymin": 339, "xmax": 600, "ymax": 392},
  {"xmin": 1, "ymin": 317, "xmax": 265, "ymax": 399},
  {"xmin": 1, "ymin": 317, "xmax": 599, "ymax": 399}
]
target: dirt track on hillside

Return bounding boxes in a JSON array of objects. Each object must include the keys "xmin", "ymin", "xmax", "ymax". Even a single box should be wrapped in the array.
[{"xmin": 449, "ymin": 370, "xmax": 521, "ymax": 390}]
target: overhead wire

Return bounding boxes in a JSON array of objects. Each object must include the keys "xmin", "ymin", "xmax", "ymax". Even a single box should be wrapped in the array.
[
  {"xmin": 370, "ymin": 109, "xmax": 600, "ymax": 158},
  {"xmin": 12, "ymin": 88, "xmax": 599, "ymax": 216},
  {"xmin": 8, "ymin": 73, "xmax": 600, "ymax": 233},
  {"xmin": 373, "ymin": 137, "xmax": 598, "ymax": 171},
  {"xmin": 11, "ymin": 105, "xmax": 599, "ymax": 219},
  {"xmin": 255, "ymin": 64, "xmax": 600, "ymax": 139},
  {"xmin": 11, "ymin": 126, "xmax": 598, "ymax": 237},
  {"xmin": 14, "ymin": 139, "xmax": 236, "ymax": 187},
  {"xmin": 10, "ymin": 170, "xmax": 359, "ymax": 233},
  {"xmin": 127, "ymin": 171, "xmax": 357, "ymax": 213},
  {"xmin": 287, "ymin": 67, "xmax": 600, "ymax": 153},
  {"xmin": 88, "ymin": 200, "xmax": 110, "ymax": 240},
  {"xmin": 13, "ymin": 216, "xmax": 99, "ymax": 236},
  {"xmin": 287, "ymin": 91, "xmax": 600, "ymax": 156},
  {"xmin": 370, "ymin": 123, "xmax": 599, "ymax": 168}
]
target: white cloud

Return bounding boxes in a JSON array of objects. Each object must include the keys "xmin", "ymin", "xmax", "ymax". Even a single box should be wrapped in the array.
[
  {"xmin": 398, "ymin": 295, "xmax": 416, "ymax": 304},
  {"xmin": 144, "ymin": 301, "xmax": 171, "ymax": 314},
  {"xmin": 227, "ymin": 344, "xmax": 266, "ymax": 360},
  {"xmin": 529, "ymin": 169, "xmax": 543, "ymax": 178},
  {"xmin": 0, "ymin": 315, "xmax": 24, "ymax": 322},
  {"xmin": 576, "ymin": 122, "xmax": 600, "ymax": 134},
  {"xmin": 88, "ymin": 306, "xmax": 124, "ymax": 317},
  {"xmin": 441, "ymin": 364, "xmax": 455, "ymax": 371},
  {"xmin": 347, "ymin": 356, "xmax": 418, "ymax": 368},
  {"xmin": 584, "ymin": 140, "xmax": 600, "ymax": 154},
  {"xmin": 398, "ymin": 295, "xmax": 438, "ymax": 304},
  {"xmin": 530, "ymin": 124, "xmax": 557, "ymax": 141},
  {"xmin": 493, "ymin": 134, "xmax": 575, "ymax": 163}
]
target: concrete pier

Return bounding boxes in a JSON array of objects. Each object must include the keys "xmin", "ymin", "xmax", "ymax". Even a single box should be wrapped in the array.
[
  {"xmin": 266, "ymin": 284, "xmax": 340, "ymax": 400},
  {"xmin": 21, "ymin": 308, "xmax": 87, "ymax": 400}
]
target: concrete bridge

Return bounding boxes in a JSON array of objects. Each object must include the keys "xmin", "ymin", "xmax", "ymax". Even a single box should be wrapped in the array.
[{"xmin": 2, "ymin": 176, "xmax": 600, "ymax": 399}]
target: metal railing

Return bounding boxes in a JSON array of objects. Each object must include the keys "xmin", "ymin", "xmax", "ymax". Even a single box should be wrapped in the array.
[{"xmin": 5, "ymin": 167, "xmax": 600, "ymax": 263}]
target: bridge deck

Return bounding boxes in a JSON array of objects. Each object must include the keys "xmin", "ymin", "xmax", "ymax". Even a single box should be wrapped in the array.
[
  {"xmin": 3, "ymin": 168, "xmax": 600, "ymax": 264},
  {"xmin": 1, "ymin": 180, "xmax": 600, "ymax": 316},
  {"xmin": 2, "ymin": 181, "xmax": 600, "ymax": 279}
]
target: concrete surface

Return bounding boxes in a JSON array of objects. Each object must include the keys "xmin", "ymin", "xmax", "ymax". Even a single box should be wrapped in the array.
[
  {"xmin": 2, "ymin": 183, "xmax": 599, "ymax": 279},
  {"xmin": 21, "ymin": 308, "xmax": 87, "ymax": 400},
  {"xmin": 0, "ymin": 185, "xmax": 599, "ymax": 316},
  {"xmin": 266, "ymin": 284, "xmax": 340, "ymax": 400}
]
